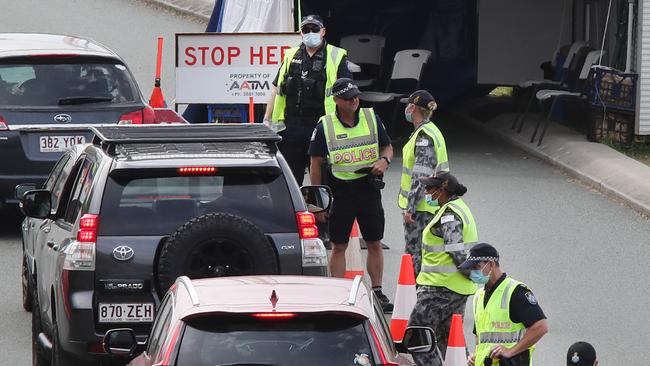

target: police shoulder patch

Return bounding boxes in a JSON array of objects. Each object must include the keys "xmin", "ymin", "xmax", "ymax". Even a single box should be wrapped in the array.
[
  {"xmin": 440, "ymin": 214, "xmax": 456, "ymax": 224},
  {"xmin": 524, "ymin": 291, "xmax": 537, "ymax": 305}
]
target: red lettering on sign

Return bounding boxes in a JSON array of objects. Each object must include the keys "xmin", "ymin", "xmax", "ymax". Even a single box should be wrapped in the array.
[
  {"xmin": 228, "ymin": 47, "xmax": 240, "ymax": 65},
  {"xmin": 211, "ymin": 47, "xmax": 224, "ymax": 65},
  {"xmin": 250, "ymin": 46, "xmax": 264, "ymax": 65},
  {"xmin": 280, "ymin": 45, "xmax": 292, "ymax": 61},
  {"xmin": 198, "ymin": 47, "xmax": 210, "ymax": 65},
  {"xmin": 266, "ymin": 46, "xmax": 278, "ymax": 65},
  {"xmin": 185, "ymin": 47, "xmax": 197, "ymax": 66}
]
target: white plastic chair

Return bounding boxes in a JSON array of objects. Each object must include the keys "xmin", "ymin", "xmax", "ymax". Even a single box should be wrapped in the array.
[
  {"xmin": 340, "ymin": 34, "xmax": 386, "ymax": 88},
  {"xmin": 360, "ymin": 49, "xmax": 431, "ymax": 103}
]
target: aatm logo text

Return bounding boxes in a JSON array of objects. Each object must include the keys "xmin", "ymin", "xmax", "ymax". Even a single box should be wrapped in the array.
[{"xmin": 229, "ymin": 80, "xmax": 270, "ymax": 91}]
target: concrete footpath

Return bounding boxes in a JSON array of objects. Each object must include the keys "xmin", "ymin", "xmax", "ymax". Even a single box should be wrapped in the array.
[
  {"xmin": 452, "ymin": 97, "xmax": 650, "ymax": 217},
  {"xmin": 145, "ymin": 0, "xmax": 650, "ymax": 218}
]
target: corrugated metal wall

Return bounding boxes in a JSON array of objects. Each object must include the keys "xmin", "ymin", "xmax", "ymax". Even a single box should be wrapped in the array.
[{"xmin": 636, "ymin": 0, "xmax": 650, "ymax": 135}]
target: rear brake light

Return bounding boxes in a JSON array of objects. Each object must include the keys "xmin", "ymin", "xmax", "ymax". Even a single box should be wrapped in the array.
[
  {"xmin": 118, "ymin": 106, "xmax": 155, "ymax": 125},
  {"xmin": 251, "ymin": 312, "xmax": 297, "ymax": 319},
  {"xmin": 77, "ymin": 214, "xmax": 99, "ymax": 242},
  {"xmin": 296, "ymin": 212, "xmax": 318, "ymax": 239},
  {"xmin": 63, "ymin": 214, "xmax": 98, "ymax": 271},
  {"xmin": 0, "ymin": 115, "xmax": 8, "ymax": 131},
  {"xmin": 177, "ymin": 167, "xmax": 217, "ymax": 175}
]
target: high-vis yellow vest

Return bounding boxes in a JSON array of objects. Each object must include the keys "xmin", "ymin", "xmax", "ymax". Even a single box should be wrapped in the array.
[
  {"xmin": 473, "ymin": 277, "xmax": 534, "ymax": 366},
  {"xmin": 271, "ymin": 44, "xmax": 347, "ymax": 132},
  {"xmin": 417, "ymin": 198, "xmax": 477, "ymax": 295},
  {"xmin": 398, "ymin": 121, "xmax": 449, "ymax": 213},
  {"xmin": 322, "ymin": 108, "xmax": 379, "ymax": 181}
]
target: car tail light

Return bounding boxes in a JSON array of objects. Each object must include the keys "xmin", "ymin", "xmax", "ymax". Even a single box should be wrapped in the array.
[
  {"xmin": 0, "ymin": 115, "xmax": 8, "ymax": 131},
  {"xmin": 296, "ymin": 211, "xmax": 327, "ymax": 268},
  {"xmin": 177, "ymin": 166, "xmax": 217, "ymax": 175},
  {"xmin": 296, "ymin": 212, "xmax": 318, "ymax": 239},
  {"xmin": 370, "ymin": 325, "xmax": 399, "ymax": 366},
  {"xmin": 251, "ymin": 312, "xmax": 297, "ymax": 319},
  {"xmin": 63, "ymin": 214, "xmax": 98, "ymax": 271},
  {"xmin": 118, "ymin": 106, "xmax": 156, "ymax": 125}
]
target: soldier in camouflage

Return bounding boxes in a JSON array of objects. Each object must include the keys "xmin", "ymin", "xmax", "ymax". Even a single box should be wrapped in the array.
[
  {"xmin": 399, "ymin": 90, "xmax": 449, "ymax": 276},
  {"xmin": 407, "ymin": 173, "xmax": 478, "ymax": 366}
]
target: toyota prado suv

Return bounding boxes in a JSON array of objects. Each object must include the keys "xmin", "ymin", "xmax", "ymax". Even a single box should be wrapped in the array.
[{"xmin": 18, "ymin": 124, "xmax": 330, "ymax": 365}]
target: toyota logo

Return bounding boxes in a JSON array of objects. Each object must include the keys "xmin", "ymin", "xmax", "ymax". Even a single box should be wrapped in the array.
[
  {"xmin": 112, "ymin": 246, "xmax": 134, "ymax": 261},
  {"xmin": 54, "ymin": 114, "xmax": 72, "ymax": 123}
]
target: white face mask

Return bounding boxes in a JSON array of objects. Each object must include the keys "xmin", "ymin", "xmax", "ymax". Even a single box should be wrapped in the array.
[{"xmin": 302, "ymin": 32, "xmax": 322, "ymax": 48}]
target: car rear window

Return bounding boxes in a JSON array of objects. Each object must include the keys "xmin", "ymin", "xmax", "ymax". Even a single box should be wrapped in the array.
[
  {"xmin": 175, "ymin": 314, "xmax": 374, "ymax": 366},
  {"xmin": 0, "ymin": 59, "xmax": 138, "ymax": 107},
  {"xmin": 99, "ymin": 168, "xmax": 297, "ymax": 235}
]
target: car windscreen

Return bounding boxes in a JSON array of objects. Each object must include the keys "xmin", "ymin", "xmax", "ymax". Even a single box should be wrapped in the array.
[
  {"xmin": 99, "ymin": 167, "xmax": 297, "ymax": 236},
  {"xmin": 0, "ymin": 59, "xmax": 138, "ymax": 107},
  {"xmin": 175, "ymin": 314, "xmax": 374, "ymax": 366}
]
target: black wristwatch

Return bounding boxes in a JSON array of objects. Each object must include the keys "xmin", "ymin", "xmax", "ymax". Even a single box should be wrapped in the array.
[{"xmin": 381, "ymin": 156, "xmax": 391, "ymax": 165}]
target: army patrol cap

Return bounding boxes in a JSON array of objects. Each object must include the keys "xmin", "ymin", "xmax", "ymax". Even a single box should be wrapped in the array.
[
  {"xmin": 300, "ymin": 14, "xmax": 325, "ymax": 28},
  {"xmin": 331, "ymin": 78, "xmax": 361, "ymax": 100},
  {"xmin": 419, "ymin": 172, "xmax": 459, "ymax": 192},
  {"xmin": 400, "ymin": 90, "xmax": 437, "ymax": 111},
  {"xmin": 567, "ymin": 342, "xmax": 597, "ymax": 366},
  {"xmin": 459, "ymin": 243, "xmax": 499, "ymax": 269}
]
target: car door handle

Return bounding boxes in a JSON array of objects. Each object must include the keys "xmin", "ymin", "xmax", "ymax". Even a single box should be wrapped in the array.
[{"xmin": 47, "ymin": 241, "xmax": 59, "ymax": 251}]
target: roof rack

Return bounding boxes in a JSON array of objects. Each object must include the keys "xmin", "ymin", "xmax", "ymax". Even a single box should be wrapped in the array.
[
  {"xmin": 177, "ymin": 276, "xmax": 200, "ymax": 307},
  {"xmin": 347, "ymin": 275, "xmax": 363, "ymax": 306},
  {"xmin": 91, "ymin": 124, "xmax": 281, "ymax": 155}
]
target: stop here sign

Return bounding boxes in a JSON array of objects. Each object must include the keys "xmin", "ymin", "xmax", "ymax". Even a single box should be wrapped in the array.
[{"xmin": 175, "ymin": 32, "xmax": 302, "ymax": 104}]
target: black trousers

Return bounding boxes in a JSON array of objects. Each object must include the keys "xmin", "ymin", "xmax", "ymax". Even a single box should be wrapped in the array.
[{"xmin": 278, "ymin": 117, "xmax": 318, "ymax": 186}]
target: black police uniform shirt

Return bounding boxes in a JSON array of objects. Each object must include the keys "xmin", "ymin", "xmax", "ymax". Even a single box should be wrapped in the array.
[
  {"xmin": 273, "ymin": 41, "xmax": 352, "ymax": 121},
  {"xmin": 308, "ymin": 108, "xmax": 391, "ymax": 163}
]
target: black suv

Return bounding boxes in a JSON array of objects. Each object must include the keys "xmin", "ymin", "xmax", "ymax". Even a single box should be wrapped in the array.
[{"xmin": 18, "ymin": 124, "xmax": 330, "ymax": 365}]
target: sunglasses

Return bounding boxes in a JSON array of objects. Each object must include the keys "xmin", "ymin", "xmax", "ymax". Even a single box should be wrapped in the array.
[{"xmin": 301, "ymin": 25, "xmax": 321, "ymax": 34}]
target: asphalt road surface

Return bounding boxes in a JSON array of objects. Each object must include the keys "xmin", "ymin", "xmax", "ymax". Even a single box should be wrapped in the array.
[{"xmin": 1, "ymin": 1, "xmax": 649, "ymax": 365}]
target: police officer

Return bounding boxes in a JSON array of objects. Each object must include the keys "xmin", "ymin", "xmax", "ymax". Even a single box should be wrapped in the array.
[
  {"xmin": 461, "ymin": 243, "xmax": 549, "ymax": 366},
  {"xmin": 407, "ymin": 173, "xmax": 477, "ymax": 366},
  {"xmin": 264, "ymin": 14, "xmax": 351, "ymax": 185},
  {"xmin": 308, "ymin": 78, "xmax": 394, "ymax": 312},
  {"xmin": 398, "ymin": 90, "xmax": 448, "ymax": 276}
]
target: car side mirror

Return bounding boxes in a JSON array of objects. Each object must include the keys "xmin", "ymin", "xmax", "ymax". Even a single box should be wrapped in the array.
[
  {"xmin": 396, "ymin": 326, "xmax": 435, "ymax": 354},
  {"xmin": 15, "ymin": 183, "xmax": 38, "ymax": 201},
  {"xmin": 103, "ymin": 328, "xmax": 137, "ymax": 357},
  {"xmin": 20, "ymin": 190, "xmax": 51, "ymax": 219},
  {"xmin": 300, "ymin": 185, "xmax": 332, "ymax": 213}
]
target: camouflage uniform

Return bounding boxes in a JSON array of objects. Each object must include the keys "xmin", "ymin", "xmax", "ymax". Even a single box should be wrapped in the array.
[
  {"xmin": 404, "ymin": 131, "xmax": 439, "ymax": 276},
  {"xmin": 408, "ymin": 205, "xmax": 471, "ymax": 366}
]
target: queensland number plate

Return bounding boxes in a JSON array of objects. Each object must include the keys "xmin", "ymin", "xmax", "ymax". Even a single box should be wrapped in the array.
[
  {"xmin": 98, "ymin": 303, "xmax": 154, "ymax": 323},
  {"xmin": 39, "ymin": 135, "xmax": 85, "ymax": 153}
]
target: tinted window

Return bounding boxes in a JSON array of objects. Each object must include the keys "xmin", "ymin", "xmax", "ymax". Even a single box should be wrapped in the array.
[
  {"xmin": 44, "ymin": 154, "xmax": 70, "ymax": 191},
  {"xmin": 146, "ymin": 293, "xmax": 174, "ymax": 359},
  {"xmin": 175, "ymin": 314, "xmax": 374, "ymax": 366},
  {"xmin": 0, "ymin": 61, "xmax": 138, "ymax": 107},
  {"xmin": 100, "ymin": 168, "xmax": 296, "ymax": 235},
  {"xmin": 49, "ymin": 155, "xmax": 77, "ymax": 213},
  {"xmin": 64, "ymin": 159, "xmax": 97, "ymax": 223}
]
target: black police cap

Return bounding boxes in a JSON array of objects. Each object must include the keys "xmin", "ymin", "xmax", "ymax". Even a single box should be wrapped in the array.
[
  {"xmin": 331, "ymin": 78, "xmax": 361, "ymax": 100},
  {"xmin": 400, "ymin": 90, "xmax": 437, "ymax": 111},
  {"xmin": 459, "ymin": 243, "xmax": 499, "ymax": 269}
]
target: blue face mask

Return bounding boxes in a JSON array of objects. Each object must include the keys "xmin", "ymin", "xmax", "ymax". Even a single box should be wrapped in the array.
[
  {"xmin": 425, "ymin": 194, "xmax": 438, "ymax": 206},
  {"xmin": 302, "ymin": 32, "xmax": 322, "ymax": 48},
  {"xmin": 404, "ymin": 108, "xmax": 413, "ymax": 123},
  {"xmin": 469, "ymin": 263, "xmax": 491, "ymax": 284}
]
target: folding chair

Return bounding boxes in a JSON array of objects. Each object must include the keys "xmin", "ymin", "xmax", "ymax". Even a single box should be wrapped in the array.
[
  {"xmin": 340, "ymin": 34, "xmax": 386, "ymax": 89},
  {"xmin": 512, "ymin": 41, "xmax": 588, "ymax": 130},
  {"xmin": 531, "ymin": 50, "xmax": 603, "ymax": 145},
  {"xmin": 359, "ymin": 49, "xmax": 431, "ymax": 104}
]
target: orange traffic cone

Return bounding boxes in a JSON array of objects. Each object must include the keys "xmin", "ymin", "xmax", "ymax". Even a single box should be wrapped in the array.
[
  {"xmin": 389, "ymin": 254, "xmax": 417, "ymax": 342},
  {"xmin": 443, "ymin": 314, "xmax": 467, "ymax": 366},
  {"xmin": 343, "ymin": 220, "xmax": 364, "ymax": 279}
]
